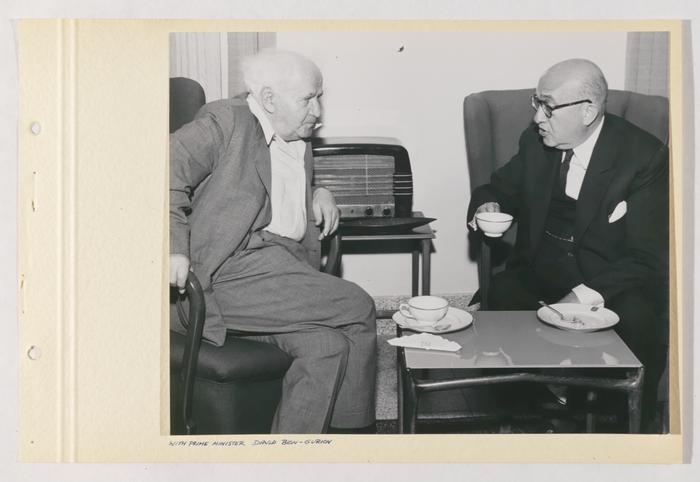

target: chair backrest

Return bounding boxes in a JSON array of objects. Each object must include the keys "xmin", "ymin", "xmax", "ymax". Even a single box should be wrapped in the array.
[
  {"xmin": 170, "ymin": 77, "xmax": 206, "ymax": 133},
  {"xmin": 463, "ymin": 88, "xmax": 669, "ymax": 192}
]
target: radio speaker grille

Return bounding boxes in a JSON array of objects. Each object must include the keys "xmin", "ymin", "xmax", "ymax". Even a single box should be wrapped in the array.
[
  {"xmin": 312, "ymin": 138, "xmax": 413, "ymax": 218},
  {"xmin": 314, "ymin": 154, "xmax": 395, "ymax": 204}
]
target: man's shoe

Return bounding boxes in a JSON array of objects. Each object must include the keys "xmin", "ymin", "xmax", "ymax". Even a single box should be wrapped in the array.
[
  {"xmin": 546, "ymin": 384, "xmax": 568, "ymax": 405},
  {"xmin": 549, "ymin": 417, "xmax": 580, "ymax": 433}
]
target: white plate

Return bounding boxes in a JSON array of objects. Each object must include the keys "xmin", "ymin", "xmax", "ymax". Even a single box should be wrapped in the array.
[
  {"xmin": 393, "ymin": 306, "xmax": 474, "ymax": 334},
  {"xmin": 536, "ymin": 303, "xmax": 619, "ymax": 332}
]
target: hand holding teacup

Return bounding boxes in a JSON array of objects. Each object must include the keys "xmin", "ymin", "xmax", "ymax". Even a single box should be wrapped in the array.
[
  {"xmin": 399, "ymin": 296, "xmax": 449, "ymax": 328},
  {"xmin": 473, "ymin": 202, "xmax": 513, "ymax": 238}
]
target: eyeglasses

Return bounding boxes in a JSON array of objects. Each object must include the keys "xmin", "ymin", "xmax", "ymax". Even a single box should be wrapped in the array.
[{"xmin": 530, "ymin": 94, "xmax": 592, "ymax": 118}]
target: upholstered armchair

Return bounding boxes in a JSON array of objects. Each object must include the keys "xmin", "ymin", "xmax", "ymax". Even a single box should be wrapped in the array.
[
  {"xmin": 170, "ymin": 273, "xmax": 292, "ymax": 435},
  {"xmin": 169, "ymin": 77, "xmax": 207, "ymax": 134},
  {"xmin": 463, "ymin": 88, "xmax": 670, "ymax": 430},
  {"xmin": 463, "ymin": 88, "xmax": 669, "ymax": 309}
]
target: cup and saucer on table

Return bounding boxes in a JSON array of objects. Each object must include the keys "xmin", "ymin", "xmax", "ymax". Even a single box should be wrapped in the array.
[{"xmin": 393, "ymin": 295, "xmax": 474, "ymax": 334}]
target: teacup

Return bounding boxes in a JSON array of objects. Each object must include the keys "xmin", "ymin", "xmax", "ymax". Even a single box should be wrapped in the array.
[
  {"xmin": 399, "ymin": 296, "xmax": 449, "ymax": 327},
  {"xmin": 475, "ymin": 212, "xmax": 514, "ymax": 237}
]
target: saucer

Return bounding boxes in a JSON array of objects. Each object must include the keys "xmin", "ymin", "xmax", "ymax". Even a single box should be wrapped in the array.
[
  {"xmin": 536, "ymin": 303, "xmax": 619, "ymax": 332},
  {"xmin": 393, "ymin": 307, "xmax": 474, "ymax": 334}
]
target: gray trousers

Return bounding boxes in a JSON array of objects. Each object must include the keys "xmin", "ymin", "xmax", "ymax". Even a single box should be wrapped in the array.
[{"xmin": 211, "ymin": 230, "xmax": 377, "ymax": 433}]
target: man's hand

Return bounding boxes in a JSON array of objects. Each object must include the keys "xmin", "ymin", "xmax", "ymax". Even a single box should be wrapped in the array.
[
  {"xmin": 556, "ymin": 291, "xmax": 581, "ymax": 304},
  {"xmin": 170, "ymin": 253, "xmax": 191, "ymax": 294},
  {"xmin": 312, "ymin": 187, "xmax": 340, "ymax": 240},
  {"xmin": 475, "ymin": 202, "xmax": 501, "ymax": 214},
  {"xmin": 468, "ymin": 202, "xmax": 501, "ymax": 230}
]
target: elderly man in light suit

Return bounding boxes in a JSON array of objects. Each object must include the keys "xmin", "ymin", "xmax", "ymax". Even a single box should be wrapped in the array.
[
  {"xmin": 468, "ymin": 59, "xmax": 668, "ymax": 431},
  {"xmin": 169, "ymin": 50, "xmax": 377, "ymax": 434}
]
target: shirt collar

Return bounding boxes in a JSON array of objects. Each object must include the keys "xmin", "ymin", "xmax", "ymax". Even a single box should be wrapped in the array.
[
  {"xmin": 571, "ymin": 116, "xmax": 605, "ymax": 168},
  {"xmin": 247, "ymin": 94, "xmax": 276, "ymax": 146}
]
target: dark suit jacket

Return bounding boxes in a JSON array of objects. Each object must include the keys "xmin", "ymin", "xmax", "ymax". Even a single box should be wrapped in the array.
[
  {"xmin": 468, "ymin": 113, "xmax": 669, "ymax": 304},
  {"xmin": 170, "ymin": 96, "xmax": 321, "ymax": 345}
]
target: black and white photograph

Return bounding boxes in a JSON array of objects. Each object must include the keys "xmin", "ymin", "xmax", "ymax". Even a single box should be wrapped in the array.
[{"xmin": 167, "ymin": 29, "xmax": 672, "ymax": 436}]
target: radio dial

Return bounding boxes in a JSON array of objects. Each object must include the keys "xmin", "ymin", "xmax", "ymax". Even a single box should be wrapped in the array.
[{"xmin": 364, "ymin": 207, "xmax": 374, "ymax": 216}]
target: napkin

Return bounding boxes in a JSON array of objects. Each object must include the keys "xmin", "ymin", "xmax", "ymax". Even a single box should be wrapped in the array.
[{"xmin": 387, "ymin": 333, "xmax": 462, "ymax": 352}]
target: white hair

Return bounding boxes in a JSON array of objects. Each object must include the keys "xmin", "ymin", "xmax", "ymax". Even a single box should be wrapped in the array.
[{"xmin": 241, "ymin": 49, "xmax": 320, "ymax": 100}]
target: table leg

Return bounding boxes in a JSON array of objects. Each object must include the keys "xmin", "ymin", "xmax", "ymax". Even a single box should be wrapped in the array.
[
  {"xmin": 396, "ymin": 340, "xmax": 418, "ymax": 434},
  {"xmin": 628, "ymin": 367, "xmax": 645, "ymax": 433},
  {"xmin": 401, "ymin": 369, "xmax": 419, "ymax": 434},
  {"xmin": 585, "ymin": 390, "xmax": 598, "ymax": 433},
  {"xmin": 421, "ymin": 239, "xmax": 431, "ymax": 295},
  {"xmin": 411, "ymin": 249, "xmax": 419, "ymax": 296},
  {"xmin": 396, "ymin": 347, "xmax": 404, "ymax": 434}
]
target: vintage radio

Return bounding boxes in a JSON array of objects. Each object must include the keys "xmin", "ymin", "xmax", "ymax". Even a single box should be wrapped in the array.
[{"xmin": 311, "ymin": 137, "xmax": 413, "ymax": 219}]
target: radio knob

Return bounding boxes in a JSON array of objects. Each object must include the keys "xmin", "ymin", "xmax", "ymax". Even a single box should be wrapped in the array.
[
  {"xmin": 382, "ymin": 208, "xmax": 392, "ymax": 216},
  {"xmin": 364, "ymin": 207, "xmax": 374, "ymax": 216}
]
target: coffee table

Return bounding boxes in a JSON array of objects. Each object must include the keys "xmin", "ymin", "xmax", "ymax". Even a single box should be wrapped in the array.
[{"xmin": 396, "ymin": 310, "xmax": 644, "ymax": 433}]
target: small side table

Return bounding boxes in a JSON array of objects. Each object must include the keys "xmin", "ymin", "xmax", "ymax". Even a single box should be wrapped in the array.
[{"xmin": 337, "ymin": 211, "xmax": 436, "ymax": 297}]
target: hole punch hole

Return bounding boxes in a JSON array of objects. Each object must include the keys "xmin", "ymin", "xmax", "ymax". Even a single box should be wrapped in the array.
[
  {"xmin": 27, "ymin": 345, "xmax": 41, "ymax": 360},
  {"xmin": 30, "ymin": 122, "xmax": 42, "ymax": 135}
]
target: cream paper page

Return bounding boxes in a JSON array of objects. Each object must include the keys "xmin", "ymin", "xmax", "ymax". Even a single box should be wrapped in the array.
[{"xmin": 17, "ymin": 18, "xmax": 683, "ymax": 463}]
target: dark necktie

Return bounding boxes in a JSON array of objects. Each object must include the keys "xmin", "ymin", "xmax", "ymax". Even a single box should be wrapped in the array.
[{"xmin": 560, "ymin": 149, "xmax": 574, "ymax": 190}]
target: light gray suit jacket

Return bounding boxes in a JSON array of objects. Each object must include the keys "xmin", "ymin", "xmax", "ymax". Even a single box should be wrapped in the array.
[{"xmin": 170, "ymin": 96, "xmax": 321, "ymax": 345}]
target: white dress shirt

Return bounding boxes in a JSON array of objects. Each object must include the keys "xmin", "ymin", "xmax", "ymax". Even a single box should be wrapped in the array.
[
  {"xmin": 562, "ymin": 117, "xmax": 604, "ymax": 200},
  {"xmin": 566, "ymin": 118, "xmax": 606, "ymax": 306},
  {"xmin": 247, "ymin": 95, "xmax": 307, "ymax": 241}
]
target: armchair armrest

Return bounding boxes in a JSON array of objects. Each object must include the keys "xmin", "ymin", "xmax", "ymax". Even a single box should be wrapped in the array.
[
  {"xmin": 467, "ymin": 222, "xmax": 516, "ymax": 311},
  {"xmin": 476, "ymin": 234, "xmax": 492, "ymax": 310},
  {"xmin": 322, "ymin": 233, "xmax": 342, "ymax": 276},
  {"xmin": 175, "ymin": 271, "xmax": 206, "ymax": 435},
  {"xmin": 172, "ymin": 234, "xmax": 341, "ymax": 435}
]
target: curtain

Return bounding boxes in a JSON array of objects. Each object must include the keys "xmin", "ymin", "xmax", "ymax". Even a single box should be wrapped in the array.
[
  {"xmin": 169, "ymin": 32, "xmax": 277, "ymax": 102},
  {"xmin": 625, "ymin": 32, "xmax": 669, "ymax": 97},
  {"xmin": 170, "ymin": 32, "xmax": 228, "ymax": 102}
]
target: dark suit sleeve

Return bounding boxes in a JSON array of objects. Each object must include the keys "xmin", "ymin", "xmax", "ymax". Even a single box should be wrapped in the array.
[
  {"xmin": 467, "ymin": 130, "xmax": 529, "ymax": 222},
  {"xmin": 170, "ymin": 105, "xmax": 231, "ymax": 256},
  {"xmin": 585, "ymin": 144, "xmax": 669, "ymax": 302}
]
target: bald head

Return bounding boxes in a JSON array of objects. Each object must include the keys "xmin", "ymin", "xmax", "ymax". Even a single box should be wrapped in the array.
[
  {"xmin": 540, "ymin": 59, "xmax": 608, "ymax": 110},
  {"xmin": 533, "ymin": 59, "xmax": 608, "ymax": 149}
]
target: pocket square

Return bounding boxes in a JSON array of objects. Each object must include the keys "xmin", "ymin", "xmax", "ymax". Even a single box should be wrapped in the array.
[{"xmin": 608, "ymin": 201, "xmax": 627, "ymax": 223}]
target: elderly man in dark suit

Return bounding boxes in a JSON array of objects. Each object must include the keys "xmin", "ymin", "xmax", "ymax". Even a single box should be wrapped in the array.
[
  {"xmin": 468, "ymin": 59, "xmax": 668, "ymax": 431},
  {"xmin": 169, "ymin": 50, "xmax": 376, "ymax": 434}
]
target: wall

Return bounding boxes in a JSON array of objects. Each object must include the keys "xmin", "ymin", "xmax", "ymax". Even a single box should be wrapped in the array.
[{"xmin": 276, "ymin": 31, "xmax": 627, "ymax": 297}]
